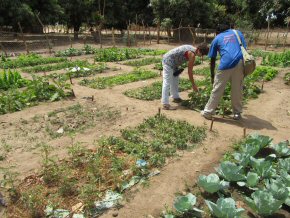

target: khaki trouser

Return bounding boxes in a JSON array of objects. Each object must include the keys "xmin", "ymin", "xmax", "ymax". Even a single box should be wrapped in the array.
[{"xmin": 204, "ymin": 60, "xmax": 244, "ymax": 114}]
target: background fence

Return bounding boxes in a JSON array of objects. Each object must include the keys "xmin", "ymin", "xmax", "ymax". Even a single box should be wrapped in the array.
[{"xmin": 0, "ymin": 25, "xmax": 289, "ymax": 56}]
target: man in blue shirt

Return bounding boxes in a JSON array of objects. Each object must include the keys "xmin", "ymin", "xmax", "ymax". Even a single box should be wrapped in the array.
[{"xmin": 201, "ymin": 24, "xmax": 246, "ymax": 120}]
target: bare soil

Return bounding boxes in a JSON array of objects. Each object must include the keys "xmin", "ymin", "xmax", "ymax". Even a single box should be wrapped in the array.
[{"xmin": 0, "ymin": 42, "xmax": 290, "ymax": 218}]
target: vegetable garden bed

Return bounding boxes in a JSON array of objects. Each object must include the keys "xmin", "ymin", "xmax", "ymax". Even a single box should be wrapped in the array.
[
  {"xmin": 79, "ymin": 68, "xmax": 159, "ymax": 89},
  {"xmin": 124, "ymin": 78, "xmax": 207, "ymax": 101},
  {"xmin": 21, "ymin": 60, "xmax": 91, "ymax": 73},
  {"xmin": 163, "ymin": 134, "xmax": 290, "ymax": 218},
  {"xmin": 0, "ymin": 70, "xmax": 28, "ymax": 90},
  {"xmin": 0, "ymin": 54, "xmax": 66, "ymax": 69},
  {"xmin": 252, "ymin": 49, "xmax": 290, "ymax": 68},
  {"xmin": 0, "ymin": 75, "xmax": 73, "ymax": 115},
  {"xmin": 94, "ymin": 48, "xmax": 167, "ymax": 62},
  {"xmin": 4, "ymin": 115, "xmax": 206, "ymax": 217},
  {"xmin": 123, "ymin": 57, "xmax": 162, "ymax": 67}
]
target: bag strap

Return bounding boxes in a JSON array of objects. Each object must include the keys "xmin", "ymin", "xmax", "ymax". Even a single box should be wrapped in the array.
[{"xmin": 233, "ymin": 29, "xmax": 243, "ymax": 48}]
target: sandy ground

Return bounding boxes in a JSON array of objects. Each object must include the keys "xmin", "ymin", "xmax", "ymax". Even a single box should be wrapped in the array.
[{"xmin": 0, "ymin": 42, "xmax": 289, "ymax": 218}]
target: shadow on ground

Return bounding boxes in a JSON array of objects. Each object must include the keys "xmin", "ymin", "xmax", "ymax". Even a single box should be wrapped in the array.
[{"xmin": 212, "ymin": 114, "xmax": 277, "ymax": 131}]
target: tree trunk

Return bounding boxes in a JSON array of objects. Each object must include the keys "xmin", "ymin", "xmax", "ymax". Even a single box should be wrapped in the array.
[
  {"xmin": 283, "ymin": 21, "xmax": 289, "ymax": 52},
  {"xmin": 166, "ymin": 28, "xmax": 172, "ymax": 37},
  {"xmin": 74, "ymin": 25, "xmax": 79, "ymax": 40},
  {"xmin": 157, "ymin": 21, "xmax": 160, "ymax": 44}
]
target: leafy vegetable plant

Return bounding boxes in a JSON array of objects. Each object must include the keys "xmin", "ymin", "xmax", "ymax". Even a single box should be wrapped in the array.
[
  {"xmin": 124, "ymin": 79, "xmax": 206, "ymax": 101},
  {"xmin": 0, "ymin": 53, "xmax": 66, "ymax": 69},
  {"xmin": 0, "ymin": 70, "xmax": 28, "ymax": 90},
  {"xmin": 21, "ymin": 60, "xmax": 91, "ymax": 73},
  {"xmin": 216, "ymin": 161, "xmax": 246, "ymax": 182},
  {"xmin": 270, "ymin": 140, "xmax": 290, "ymax": 157},
  {"xmin": 245, "ymin": 190, "xmax": 284, "ymax": 216},
  {"xmin": 123, "ymin": 57, "xmax": 161, "ymax": 67},
  {"xmin": 205, "ymin": 198, "xmax": 245, "ymax": 218},
  {"xmin": 197, "ymin": 173, "xmax": 229, "ymax": 193},
  {"xmin": 250, "ymin": 157, "xmax": 276, "ymax": 178},
  {"xmin": 237, "ymin": 172, "xmax": 260, "ymax": 188},
  {"xmin": 174, "ymin": 193, "xmax": 202, "ymax": 213},
  {"xmin": 80, "ymin": 68, "xmax": 158, "ymax": 89}
]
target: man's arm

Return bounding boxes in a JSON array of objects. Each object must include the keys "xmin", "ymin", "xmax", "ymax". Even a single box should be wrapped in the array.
[
  {"xmin": 187, "ymin": 51, "xmax": 198, "ymax": 92},
  {"xmin": 210, "ymin": 57, "xmax": 216, "ymax": 85}
]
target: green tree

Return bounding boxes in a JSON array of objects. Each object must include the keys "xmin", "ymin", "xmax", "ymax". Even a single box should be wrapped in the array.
[
  {"xmin": 150, "ymin": 0, "xmax": 216, "ymax": 28},
  {"xmin": 103, "ymin": 0, "xmax": 153, "ymax": 30},
  {"xmin": 0, "ymin": 0, "xmax": 63, "ymax": 33},
  {"xmin": 59, "ymin": 0, "xmax": 95, "ymax": 39}
]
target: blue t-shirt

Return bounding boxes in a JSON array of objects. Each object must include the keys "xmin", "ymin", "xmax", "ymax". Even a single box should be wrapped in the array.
[{"xmin": 208, "ymin": 29, "xmax": 247, "ymax": 70}]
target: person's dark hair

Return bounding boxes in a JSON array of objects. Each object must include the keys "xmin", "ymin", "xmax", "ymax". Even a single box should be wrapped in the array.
[
  {"xmin": 196, "ymin": 43, "xmax": 209, "ymax": 56},
  {"xmin": 216, "ymin": 24, "xmax": 230, "ymax": 34}
]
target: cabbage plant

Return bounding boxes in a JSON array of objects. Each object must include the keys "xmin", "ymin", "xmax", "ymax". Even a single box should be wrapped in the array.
[
  {"xmin": 250, "ymin": 157, "xmax": 276, "ymax": 178},
  {"xmin": 278, "ymin": 157, "xmax": 290, "ymax": 173},
  {"xmin": 266, "ymin": 179, "xmax": 289, "ymax": 203},
  {"xmin": 216, "ymin": 161, "xmax": 246, "ymax": 182},
  {"xmin": 237, "ymin": 172, "xmax": 259, "ymax": 189},
  {"xmin": 173, "ymin": 193, "xmax": 203, "ymax": 213},
  {"xmin": 233, "ymin": 152, "xmax": 252, "ymax": 167},
  {"xmin": 279, "ymin": 170, "xmax": 290, "ymax": 187},
  {"xmin": 205, "ymin": 197, "xmax": 244, "ymax": 218},
  {"xmin": 270, "ymin": 140, "xmax": 290, "ymax": 157},
  {"xmin": 197, "ymin": 173, "xmax": 229, "ymax": 193},
  {"xmin": 245, "ymin": 190, "xmax": 283, "ymax": 216},
  {"xmin": 246, "ymin": 134, "xmax": 272, "ymax": 149}
]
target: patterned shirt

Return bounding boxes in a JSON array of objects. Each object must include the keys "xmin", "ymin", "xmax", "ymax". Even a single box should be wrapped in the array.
[{"xmin": 162, "ymin": 45, "xmax": 196, "ymax": 68}]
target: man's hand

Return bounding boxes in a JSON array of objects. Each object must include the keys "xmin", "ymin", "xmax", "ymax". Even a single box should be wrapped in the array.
[
  {"xmin": 192, "ymin": 83, "xmax": 199, "ymax": 92},
  {"xmin": 210, "ymin": 57, "xmax": 216, "ymax": 85}
]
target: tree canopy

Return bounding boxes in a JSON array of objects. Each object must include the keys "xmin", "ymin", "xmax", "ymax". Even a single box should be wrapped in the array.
[{"xmin": 0, "ymin": 0, "xmax": 289, "ymax": 33}]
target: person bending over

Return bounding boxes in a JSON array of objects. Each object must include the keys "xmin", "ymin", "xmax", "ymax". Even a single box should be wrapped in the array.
[
  {"xmin": 201, "ymin": 24, "xmax": 246, "ymax": 120},
  {"xmin": 161, "ymin": 43, "xmax": 209, "ymax": 110}
]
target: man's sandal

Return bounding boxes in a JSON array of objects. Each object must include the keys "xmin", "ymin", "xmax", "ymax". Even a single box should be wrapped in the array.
[
  {"xmin": 172, "ymin": 98, "xmax": 183, "ymax": 103},
  {"xmin": 163, "ymin": 104, "xmax": 177, "ymax": 110}
]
